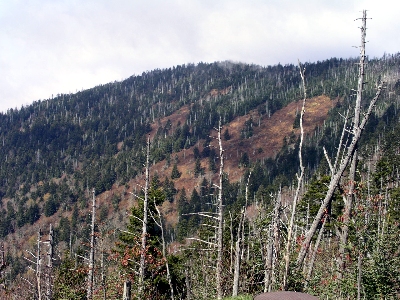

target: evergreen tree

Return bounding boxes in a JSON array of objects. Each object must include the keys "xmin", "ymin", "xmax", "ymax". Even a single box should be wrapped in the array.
[{"xmin": 171, "ymin": 163, "xmax": 181, "ymax": 179}]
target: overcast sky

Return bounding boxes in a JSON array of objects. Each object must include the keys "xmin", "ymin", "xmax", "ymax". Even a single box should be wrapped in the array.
[{"xmin": 0, "ymin": 0, "xmax": 399, "ymax": 113}]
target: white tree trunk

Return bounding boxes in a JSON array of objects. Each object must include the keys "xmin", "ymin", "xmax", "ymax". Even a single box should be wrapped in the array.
[
  {"xmin": 139, "ymin": 136, "xmax": 150, "ymax": 297},
  {"xmin": 46, "ymin": 224, "xmax": 54, "ymax": 300},
  {"xmin": 216, "ymin": 121, "xmax": 224, "ymax": 300},
  {"xmin": 282, "ymin": 61, "xmax": 307, "ymax": 290},
  {"xmin": 37, "ymin": 229, "xmax": 42, "ymax": 300},
  {"xmin": 296, "ymin": 82, "xmax": 384, "ymax": 268},
  {"xmin": 338, "ymin": 10, "xmax": 367, "ymax": 278},
  {"xmin": 87, "ymin": 189, "xmax": 96, "ymax": 299}
]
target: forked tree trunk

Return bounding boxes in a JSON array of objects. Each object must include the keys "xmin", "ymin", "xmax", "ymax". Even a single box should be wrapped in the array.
[
  {"xmin": 153, "ymin": 201, "xmax": 175, "ymax": 300},
  {"xmin": 338, "ymin": 10, "xmax": 367, "ymax": 279},
  {"xmin": 297, "ymin": 10, "xmax": 385, "ymax": 271},
  {"xmin": 296, "ymin": 82, "xmax": 384, "ymax": 269}
]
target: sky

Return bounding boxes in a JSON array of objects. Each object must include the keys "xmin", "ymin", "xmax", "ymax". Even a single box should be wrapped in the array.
[{"xmin": 1, "ymin": 0, "xmax": 399, "ymax": 113}]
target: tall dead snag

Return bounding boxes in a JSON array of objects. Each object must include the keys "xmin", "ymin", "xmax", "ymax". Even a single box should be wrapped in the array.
[
  {"xmin": 0, "ymin": 243, "xmax": 5, "ymax": 289},
  {"xmin": 45, "ymin": 224, "xmax": 54, "ymax": 300},
  {"xmin": 337, "ymin": 10, "xmax": 367, "ymax": 279},
  {"xmin": 216, "ymin": 120, "xmax": 224, "ymax": 300},
  {"xmin": 265, "ymin": 191, "xmax": 282, "ymax": 292},
  {"xmin": 232, "ymin": 172, "xmax": 251, "ymax": 297},
  {"xmin": 152, "ymin": 200, "xmax": 175, "ymax": 300},
  {"xmin": 87, "ymin": 189, "xmax": 96, "ymax": 299},
  {"xmin": 296, "ymin": 82, "xmax": 385, "ymax": 269},
  {"xmin": 37, "ymin": 229, "xmax": 42, "ymax": 300},
  {"xmin": 282, "ymin": 61, "xmax": 307, "ymax": 290},
  {"xmin": 138, "ymin": 136, "xmax": 150, "ymax": 297}
]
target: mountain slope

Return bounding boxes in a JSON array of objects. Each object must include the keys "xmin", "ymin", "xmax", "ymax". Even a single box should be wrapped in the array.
[{"xmin": 0, "ymin": 55, "xmax": 399, "ymax": 293}]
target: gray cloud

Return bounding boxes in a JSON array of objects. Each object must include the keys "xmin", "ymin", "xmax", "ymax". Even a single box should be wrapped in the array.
[{"xmin": 0, "ymin": 0, "xmax": 398, "ymax": 112}]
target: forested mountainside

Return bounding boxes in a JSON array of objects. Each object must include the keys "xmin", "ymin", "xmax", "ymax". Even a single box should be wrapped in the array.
[{"xmin": 0, "ymin": 51, "xmax": 400, "ymax": 299}]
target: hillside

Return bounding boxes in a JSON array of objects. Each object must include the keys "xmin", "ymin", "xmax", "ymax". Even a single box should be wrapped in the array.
[{"xmin": 0, "ymin": 53, "xmax": 400, "ymax": 298}]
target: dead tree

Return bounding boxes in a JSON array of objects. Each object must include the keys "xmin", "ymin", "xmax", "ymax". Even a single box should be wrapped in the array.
[
  {"xmin": 45, "ymin": 224, "xmax": 54, "ymax": 300},
  {"xmin": 87, "ymin": 189, "xmax": 96, "ymax": 299},
  {"xmin": 138, "ymin": 136, "xmax": 151, "ymax": 297},
  {"xmin": 296, "ymin": 10, "xmax": 385, "ymax": 270},
  {"xmin": 151, "ymin": 200, "xmax": 175, "ymax": 300},
  {"xmin": 216, "ymin": 120, "xmax": 224, "ymax": 300},
  {"xmin": 265, "ymin": 191, "xmax": 282, "ymax": 292},
  {"xmin": 232, "ymin": 172, "xmax": 251, "ymax": 297},
  {"xmin": 282, "ymin": 61, "xmax": 307, "ymax": 290},
  {"xmin": 23, "ymin": 229, "xmax": 43, "ymax": 299},
  {"xmin": 37, "ymin": 229, "xmax": 42, "ymax": 300},
  {"xmin": 305, "ymin": 215, "xmax": 327, "ymax": 286},
  {"xmin": 337, "ymin": 10, "xmax": 367, "ymax": 278},
  {"xmin": 0, "ymin": 243, "xmax": 5, "ymax": 289}
]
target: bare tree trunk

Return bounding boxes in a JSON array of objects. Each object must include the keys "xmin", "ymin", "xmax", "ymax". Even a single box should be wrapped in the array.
[
  {"xmin": 232, "ymin": 208, "xmax": 244, "ymax": 297},
  {"xmin": 87, "ymin": 189, "xmax": 96, "ymax": 299},
  {"xmin": 282, "ymin": 61, "xmax": 307, "ymax": 290},
  {"xmin": 37, "ymin": 229, "xmax": 42, "ymax": 300},
  {"xmin": 338, "ymin": 10, "xmax": 367, "ymax": 279},
  {"xmin": 296, "ymin": 82, "xmax": 384, "ymax": 269},
  {"xmin": 216, "ymin": 120, "xmax": 224, "ymax": 300},
  {"xmin": 264, "ymin": 223, "xmax": 273, "ymax": 293},
  {"xmin": 232, "ymin": 172, "xmax": 250, "ymax": 297},
  {"xmin": 46, "ymin": 224, "xmax": 54, "ymax": 300},
  {"xmin": 100, "ymin": 236, "xmax": 106, "ymax": 300},
  {"xmin": 139, "ymin": 136, "xmax": 150, "ymax": 297},
  {"xmin": 123, "ymin": 281, "xmax": 131, "ymax": 300},
  {"xmin": 272, "ymin": 192, "xmax": 282, "ymax": 290},
  {"xmin": 264, "ymin": 193, "xmax": 282, "ymax": 292},
  {"xmin": 153, "ymin": 201, "xmax": 175, "ymax": 300},
  {"xmin": 305, "ymin": 215, "xmax": 326, "ymax": 285}
]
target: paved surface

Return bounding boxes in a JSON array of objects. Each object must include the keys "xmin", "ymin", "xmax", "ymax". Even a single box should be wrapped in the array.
[{"xmin": 254, "ymin": 291, "xmax": 319, "ymax": 300}]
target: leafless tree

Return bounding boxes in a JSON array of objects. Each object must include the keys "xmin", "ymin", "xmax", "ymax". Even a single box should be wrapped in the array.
[
  {"xmin": 151, "ymin": 199, "xmax": 175, "ymax": 300},
  {"xmin": 282, "ymin": 61, "xmax": 307, "ymax": 290},
  {"xmin": 337, "ymin": 10, "xmax": 368, "ymax": 279},
  {"xmin": 87, "ymin": 189, "xmax": 96, "ymax": 299},
  {"xmin": 296, "ymin": 34, "xmax": 385, "ymax": 271},
  {"xmin": 138, "ymin": 136, "xmax": 151, "ymax": 297},
  {"xmin": 232, "ymin": 172, "xmax": 251, "ymax": 296},
  {"xmin": 216, "ymin": 119, "xmax": 224, "ymax": 300}
]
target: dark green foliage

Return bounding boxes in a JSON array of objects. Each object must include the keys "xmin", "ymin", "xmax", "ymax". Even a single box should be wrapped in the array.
[
  {"xmin": 53, "ymin": 253, "xmax": 87, "ymax": 300},
  {"xmin": 163, "ymin": 176, "xmax": 177, "ymax": 203},
  {"xmin": 27, "ymin": 203, "xmax": 40, "ymax": 225},
  {"xmin": 293, "ymin": 111, "xmax": 301, "ymax": 128},
  {"xmin": 239, "ymin": 152, "xmax": 250, "ymax": 168},
  {"xmin": 57, "ymin": 216, "xmax": 71, "ymax": 243},
  {"xmin": 240, "ymin": 118, "xmax": 254, "ymax": 139},
  {"xmin": 116, "ymin": 180, "xmax": 171, "ymax": 298},
  {"xmin": 223, "ymin": 128, "xmax": 231, "ymax": 140},
  {"xmin": 299, "ymin": 175, "xmax": 342, "ymax": 230},
  {"xmin": 193, "ymin": 147, "xmax": 201, "ymax": 159},
  {"xmin": 194, "ymin": 158, "xmax": 204, "ymax": 177},
  {"xmin": 0, "ymin": 54, "xmax": 400, "ymax": 298},
  {"xmin": 44, "ymin": 196, "xmax": 59, "ymax": 217},
  {"xmin": 171, "ymin": 163, "xmax": 181, "ymax": 179}
]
